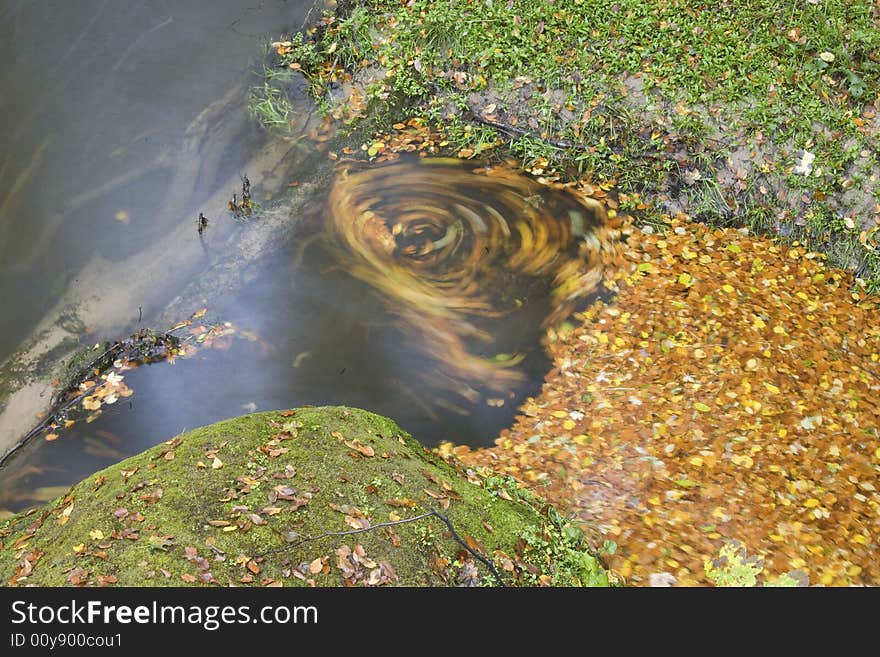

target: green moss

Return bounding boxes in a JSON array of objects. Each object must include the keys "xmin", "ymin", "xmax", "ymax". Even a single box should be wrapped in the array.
[{"xmin": 0, "ymin": 406, "xmax": 608, "ymax": 587}]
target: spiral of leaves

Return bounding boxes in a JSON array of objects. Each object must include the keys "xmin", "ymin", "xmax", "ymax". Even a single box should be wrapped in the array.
[{"xmin": 323, "ymin": 158, "xmax": 620, "ymax": 406}]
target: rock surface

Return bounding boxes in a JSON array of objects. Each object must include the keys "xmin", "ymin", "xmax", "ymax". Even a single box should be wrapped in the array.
[{"xmin": 0, "ymin": 406, "xmax": 608, "ymax": 587}]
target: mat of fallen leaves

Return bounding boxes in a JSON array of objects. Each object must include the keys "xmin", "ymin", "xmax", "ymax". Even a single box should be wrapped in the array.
[{"xmin": 454, "ymin": 212, "xmax": 880, "ymax": 586}]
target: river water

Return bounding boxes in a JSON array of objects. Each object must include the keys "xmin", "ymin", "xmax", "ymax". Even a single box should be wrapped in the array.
[{"xmin": 0, "ymin": 1, "xmax": 612, "ymax": 513}]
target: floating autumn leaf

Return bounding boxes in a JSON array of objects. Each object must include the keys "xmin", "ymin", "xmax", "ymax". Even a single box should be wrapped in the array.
[
  {"xmin": 323, "ymin": 159, "xmax": 619, "ymax": 412},
  {"xmin": 82, "ymin": 396, "xmax": 101, "ymax": 411},
  {"xmin": 459, "ymin": 211, "xmax": 880, "ymax": 586}
]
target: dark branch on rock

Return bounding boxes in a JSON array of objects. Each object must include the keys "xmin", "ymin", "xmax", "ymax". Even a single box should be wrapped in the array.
[{"xmin": 261, "ymin": 509, "xmax": 507, "ymax": 586}]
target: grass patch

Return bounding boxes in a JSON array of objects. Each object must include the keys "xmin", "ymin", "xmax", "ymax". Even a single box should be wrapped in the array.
[{"xmin": 259, "ymin": 0, "xmax": 880, "ymax": 292}]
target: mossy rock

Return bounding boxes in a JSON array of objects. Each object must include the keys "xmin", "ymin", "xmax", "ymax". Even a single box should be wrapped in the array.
[{"xmin": 0, "ymin": 406, "xmax": 609, "ymax": 587}]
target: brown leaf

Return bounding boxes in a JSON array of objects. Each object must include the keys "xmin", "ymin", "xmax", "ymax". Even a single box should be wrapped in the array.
[
  {"xmin": 465, "ymin": 535, "xmax": 486, "ymax": 555},
  {"xmin": 96, "ymin": 574, "xmax": 118, "ymax": 586},
  {"xmin": 386, "ymin": 498, "xmax": 417, "ymax": 508},
  {"xmin": 67, "ymin": 568, "xmax": 89, "ymax": 586}
]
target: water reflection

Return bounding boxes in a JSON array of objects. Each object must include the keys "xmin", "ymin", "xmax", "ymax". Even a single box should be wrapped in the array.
[
  {"xmin": 0, "ymin": 159, "xmax": 618, "ymax": 513},
  {"xmin": 0, "ymin": 0, "xmax": 303, "ymax": 361}
]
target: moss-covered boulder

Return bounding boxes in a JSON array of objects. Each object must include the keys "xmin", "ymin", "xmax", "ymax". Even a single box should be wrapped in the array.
[{"xmin": 0, "ymin": 406, "xmax": 608, "ymax": 587}]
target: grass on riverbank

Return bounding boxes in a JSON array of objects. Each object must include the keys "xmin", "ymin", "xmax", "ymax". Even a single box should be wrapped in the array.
[{"xmin": 253, "ymin": 0, "xmax": 880, "ymax": 291}]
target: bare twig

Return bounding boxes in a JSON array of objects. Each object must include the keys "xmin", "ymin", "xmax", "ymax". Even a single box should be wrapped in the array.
[
  {"xmin": 14, "ymin": 329, "xmax": 182, "ymax": 448},
  {"xmin": 474, "ymin": 115, "xmax": 592, "ymax": 152},
  {"xmin": 430, "ymin": 511, "xmax": 506, "ymax": 586},
  {"xmin": 261, "ymin": 509, "xmax": 507, "ymax": 586},
  {"xmin": 280, "ymin": 512, "xmax": 436, "ymax": 548}
]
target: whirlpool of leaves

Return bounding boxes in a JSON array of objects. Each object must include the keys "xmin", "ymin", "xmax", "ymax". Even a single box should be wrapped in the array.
[{"xmin": 318, "ymin": 158, "xmax": 622, "ymax": 413}]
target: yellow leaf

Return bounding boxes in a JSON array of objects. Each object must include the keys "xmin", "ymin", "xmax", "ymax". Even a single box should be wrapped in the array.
[
  {"xmin": 689, "ymin": 456, "xmax": 704, "ymax": 467},
  {"xmin": 694, "ymin": 402, "xmax": 711, "ymax": 412},
  {"xmin": 677, "ymin": 272, "xmax": 693, "ymax": 286},
  {"xmin": 212, "ymin": 457, "xmax": 223, "ymax": 469},
  {"xmin": 192, "ymin": 308, "xmax": 207, "ymax": 319},
  {"xmin": 562, "ymin": 419, "xmax": 575, "ymax": 430},
  {"xmin": 89, "ymin": 529, "xmax": 104, "ymax": 541},
  {"xmin": 804, "ymin": 498, "xmax": 820, "ymax": 508},
  {"xmin": 721, "ymin": 284, "xmax": 735, "ymax": 294},
  {"xmin": 58, "ymin": 503, "xmax": 74, "ymax": 526},
  {"xmin": 763, "ymin": 382, "xmax": 780, "ymax": 394}
]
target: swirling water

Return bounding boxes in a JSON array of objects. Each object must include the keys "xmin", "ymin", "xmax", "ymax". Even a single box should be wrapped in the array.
[{"xmin": 0, "ymin": 2, "xmax": 616, "ymax": 512}]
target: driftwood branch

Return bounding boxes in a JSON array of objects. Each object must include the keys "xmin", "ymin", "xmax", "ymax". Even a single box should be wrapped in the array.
[{"xmin": 16, "ymin": 328, "xmax": 182, "ymax": 447}]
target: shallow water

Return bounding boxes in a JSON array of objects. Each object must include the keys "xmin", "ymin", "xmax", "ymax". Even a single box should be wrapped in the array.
[
  {"xmin": 0, "ymin": 4, "xmax": 613, "ymax": 513},
  {"xmin": 0, "ymin": 0, "xmax": 305, "ymax": 360}
]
